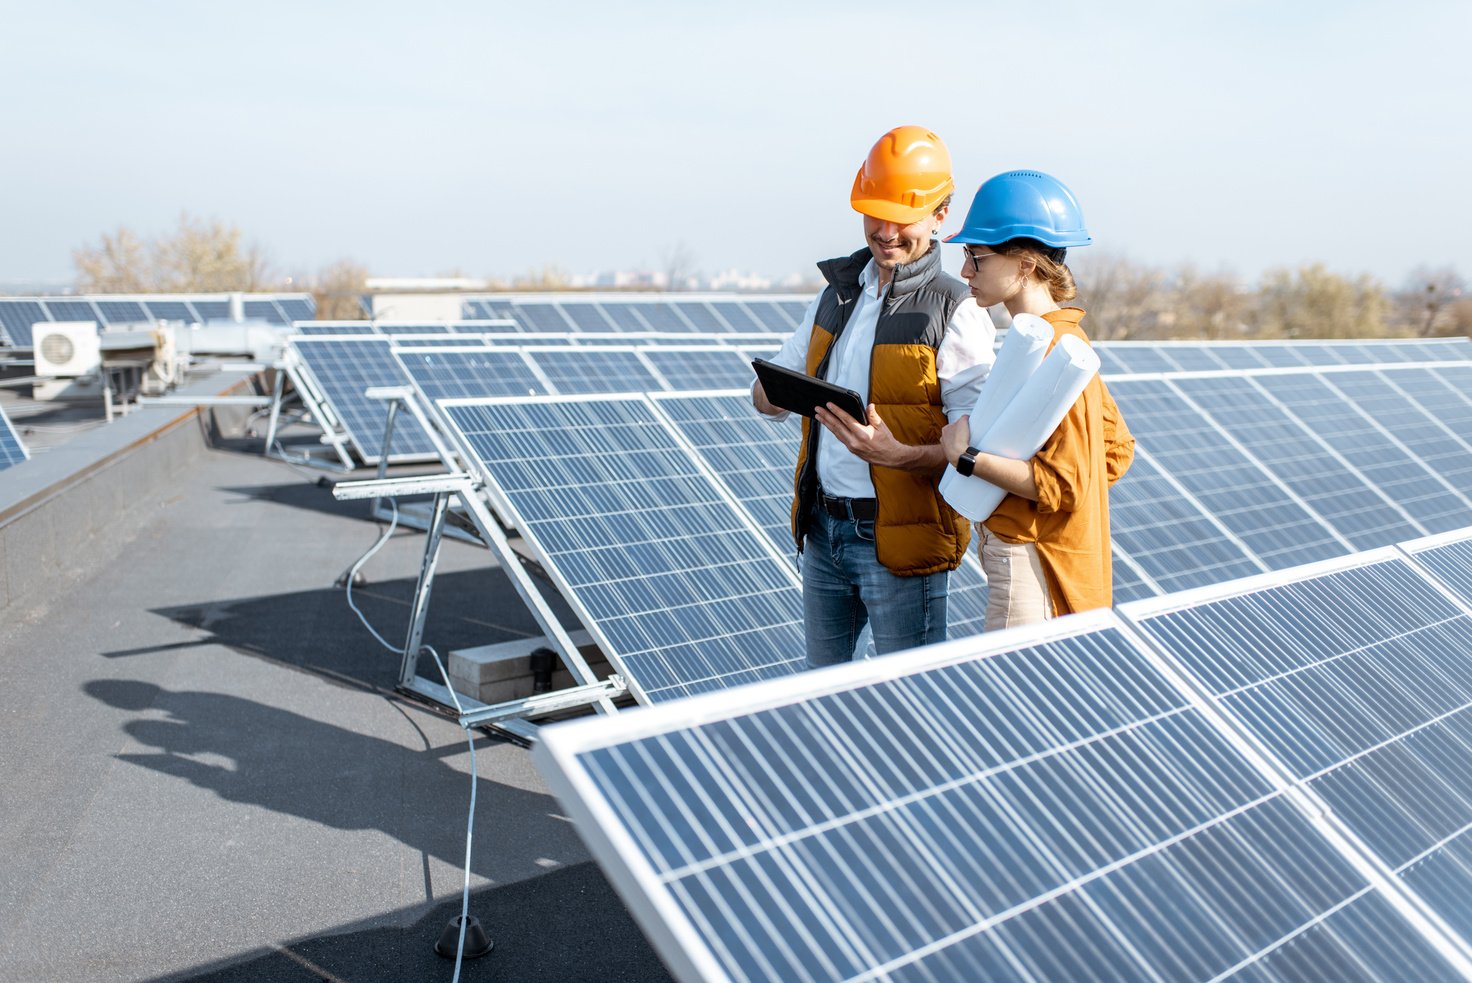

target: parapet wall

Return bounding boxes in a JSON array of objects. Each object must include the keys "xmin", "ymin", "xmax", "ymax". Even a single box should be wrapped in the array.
[{"xmin": 0, "ymin": 373, "xmax": 257, "ymax": 620}]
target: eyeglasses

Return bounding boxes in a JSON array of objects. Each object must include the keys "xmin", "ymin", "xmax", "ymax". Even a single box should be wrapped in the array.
[{"xmin": 962, "ymin": 248, "xmax": 999, "ymax": 269}]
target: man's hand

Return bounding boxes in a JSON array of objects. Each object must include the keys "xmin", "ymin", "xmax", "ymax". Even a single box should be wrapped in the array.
[
  {"xmin": 940, "ymin": 415, "xmax": 971, "ymax": 466},
  {"xmin": 815, "ymin": 402, "xmax": 943, "ymax": 472}
]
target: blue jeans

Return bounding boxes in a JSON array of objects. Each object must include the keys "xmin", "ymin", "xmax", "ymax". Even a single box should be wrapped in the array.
[{"xmin": 802, "ymin": 503, "xmax": 948, "ymax": 669}]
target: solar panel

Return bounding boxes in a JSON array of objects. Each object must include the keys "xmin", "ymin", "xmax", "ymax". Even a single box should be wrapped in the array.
[
  {"xmin": 707, "ymin": 301, "xmax": 766, "ymax": 333},
  {"xmin": 649, "ymin": 392, "xmax": 992, "ymax": 639},
  {"xmin": 526, "ymin": 347, "xmax": 665, "ymax": 394},
  {"xmin": 43, "ymin": 299, "xmax": 100, "ymax": 323},
  {"xmin": 557, "ymin": 302, "xmax": 619, "ymax": 332},
  {"xmin": 242, "ymin": 299, "xmax": 286, "ymax": 324},
  {"xmin": 642, "ymin": 348, "xmax": 756, "ymax": 391},
  {"xmin": 94, "ymin": 299, "xmax": 149, "ymax": 324},
  {"xmin": 1125, "ymin": 551, "xmax": 1472, "ymax": 955},
  {"xmin": 393, "ymin": 347, "xmax": 546, "ymax": 400},
  {"xmin": 1106, "ymin": 450, "xmax": 1266, "ymax": 595},
  {"xmin": 0, "ymin": 300, "xmax": 47, "ymax": 346},
  {"xmin": 143, "ymin": 300, "xmax": 198, "ymax": 323},
  {"xmin": 600, "ymin": 303, "xmax": 655, "ymax": 332},
  {"xmin": 288, "ymin": 336, "xmax": 437, "ymax": 463},
  {"xmin": 1403, "ymin": 530, "xmax": 1472, "ymax": 609},
  {"xmin": 1256, "ymin": 373, "xmax": 1472, "ymax": 535},
  {"xmin": 1110, "ymin": 378, "xmax": 1347, "ymax": 569},
  {"xmin": 634, "ymin": 302, "xmax": 696, "ymax": 333},
  {"xmin": 277, "ymin": 297, "xmax": 316, "ymax": 321},
  {"xmin": 0, "ymin": 403, "xmax": 29, "ymax": 470},
  {"xmin": 513, "ymin": 303, "xmax": 578, "ymax": 332},
  {"xmin": 1321, "ymin": 370, "xmax": 1472, "ymax": 501},
  {"xmin": 377, "ymin": 322, "xmax": 451, "ymax": 335},
  {"xmin": 438, "ymin": 395, "xmax": 805, "ymax": 703},
  {"xmin": 1173, "ymin": 374, "xmax": 1425, "ymax": 548},
  {"xmin": 536, "ymin": 609, "xmax": 1466, "ymax": 982},
  {"xmin": 293, "ymin": 322, "xmax": 380, "ymax": 336},
  {"xmin": 192, "ymin": 299, "xmax": 230, "ymax": 320}
]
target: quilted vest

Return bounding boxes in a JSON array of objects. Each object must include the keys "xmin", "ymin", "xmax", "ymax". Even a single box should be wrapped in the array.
[{"xmin": 790, "ymin": 244, "xmax": 972, "ymax": 575}]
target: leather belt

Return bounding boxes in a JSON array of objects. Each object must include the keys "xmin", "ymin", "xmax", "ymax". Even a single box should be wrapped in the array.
[{"xmin": 818, "ymin": 490, "xmax": 877, "ymax": 522}]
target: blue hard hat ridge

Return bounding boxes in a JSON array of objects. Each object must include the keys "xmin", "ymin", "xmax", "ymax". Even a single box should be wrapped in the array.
[{"xmin": 944, "ymin": 170, "xmax": 1093, "ymax": 248}]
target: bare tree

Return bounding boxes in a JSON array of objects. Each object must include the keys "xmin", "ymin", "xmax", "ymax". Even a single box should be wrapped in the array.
[
  {"xmin": 73, "ymin": 226, "xmax": 151, "ymax": 293},
  {"xmin": 659, "ymin": 240, "xmax": 699, "ymax": 292},
  {"xmin": 1393, "ymin": 265, "xmax": 1466, "ymax": 337},
  {"xmin": 1252, "ymin": 264, "xmax": 1388, "ymax": 338},
  {"xmin": 309, "ymin": 259, "xmax": 370, "ymax": 320},
  {"xmin": 1171, "ymin": 266, "xmax": 1250, "ymax": 340},
  {"xmin": 73, "ymin": 213, "xmax": 273, "ymax": 293},
  {"xmin": 1071, "ymin": 251, "xmax": 1167, "ymax": 339}
]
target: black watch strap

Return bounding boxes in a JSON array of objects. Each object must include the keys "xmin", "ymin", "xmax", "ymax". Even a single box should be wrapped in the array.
[{"xmin": 956, "ymin": 446, "xmax": 980, "ymax": 477}]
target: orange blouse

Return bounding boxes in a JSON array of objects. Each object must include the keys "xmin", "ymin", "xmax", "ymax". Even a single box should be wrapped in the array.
[{"xmin": 983, "ymin": 307, "xmax": 1135, "ymax": 614}]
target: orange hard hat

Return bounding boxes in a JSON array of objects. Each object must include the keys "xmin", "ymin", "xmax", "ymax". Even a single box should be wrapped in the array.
[{"xmin": 850, "ymin": 126, "xmax": 955, "ymax": 224}]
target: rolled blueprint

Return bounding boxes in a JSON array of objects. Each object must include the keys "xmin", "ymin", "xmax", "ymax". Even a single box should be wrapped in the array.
[
  {"xmin": 935, "ymin": 312, "xmax": 1053, "ymax": 500},
  {"xmin": 940, "ymin": 333, "xmax": 1102, "ymax": 522},
  {"xmin": 963, "ymin": 312, "xmax": 1054, "ymax": 433}
]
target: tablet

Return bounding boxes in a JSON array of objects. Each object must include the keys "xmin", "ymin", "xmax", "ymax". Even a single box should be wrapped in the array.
[{"xmin": 752, "ymin": 358, "xmax": 867, "ymax": 421}]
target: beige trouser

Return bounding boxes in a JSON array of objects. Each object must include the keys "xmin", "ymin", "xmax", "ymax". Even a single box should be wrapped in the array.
[{"xmin": 978, "ymin": 525, "xmax": 1054, "ymax": 631}]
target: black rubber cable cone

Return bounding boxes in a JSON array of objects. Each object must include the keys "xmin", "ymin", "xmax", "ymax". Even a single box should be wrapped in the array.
[{"xmin": 435, "ymin": 914, "xmax": 494, "ymax": 959}]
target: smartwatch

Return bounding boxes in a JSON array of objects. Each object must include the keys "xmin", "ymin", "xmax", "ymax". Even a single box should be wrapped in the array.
[{"xmin": 956, "ymin": 446, "xmax": 980, "ymax": 477}]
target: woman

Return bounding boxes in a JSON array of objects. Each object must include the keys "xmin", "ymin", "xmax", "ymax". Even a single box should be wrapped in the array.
[{"xmin": 939, "ymin": 170, "xmax": 1134, "ymax": 629}]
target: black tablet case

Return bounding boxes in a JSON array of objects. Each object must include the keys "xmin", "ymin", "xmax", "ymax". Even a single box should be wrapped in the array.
[{"xmin": 752, "ymin": 359, "xmax": 866, "ymax": 420}]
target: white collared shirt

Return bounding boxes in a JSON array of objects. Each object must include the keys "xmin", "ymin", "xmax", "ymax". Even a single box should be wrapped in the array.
[{"xmin": 759, "ymin": 257, "xmax": 996, "ymax": 498}]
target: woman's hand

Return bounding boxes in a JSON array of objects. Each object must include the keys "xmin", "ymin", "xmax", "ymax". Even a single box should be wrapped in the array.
[{"xmin": 940, "ymin": 415, "xmax": 971, "ymax": 466}]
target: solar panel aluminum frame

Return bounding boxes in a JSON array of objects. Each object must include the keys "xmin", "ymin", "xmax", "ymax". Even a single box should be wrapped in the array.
[
  {"xmin": 535, "ymin": 605, "xmax": 1472, "ymax": 982},
  {"xmin": 1117, "ymin": 545, "xmax": 1472, "ymax": 971},
  {"xmin": 271, "ymin": 342, "xmax": 358, "ymax": 471},
  {"xmin": 433, "ymin": 392, "xmax": 804, "ymax": 706}
]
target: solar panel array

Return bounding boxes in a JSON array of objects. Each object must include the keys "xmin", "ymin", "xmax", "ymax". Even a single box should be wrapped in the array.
[
  {"xmin": 0, "ymin": 293, "xmax": 316, "ymax": 347},
  {"xmin": 439, "ymin": 396, "xmax": 807, "ymax": 703},
  {"xmin": 1107, "ymin": 359, "xmax": 1472, "ymax": 602},
  {"xmin": 455, "ymin": 294, "xmax": 811, "ymax": 335},
  {"xmin": 288, "ymin": 335, "xmax": 773, "ymax": 464},
  {"xmin": 0, "ymin": 402, "xmax": 29, "ymax": 471},
  {"xmin": 535, "ymin": 532, "xmax": 1472, "ymax": 983}
]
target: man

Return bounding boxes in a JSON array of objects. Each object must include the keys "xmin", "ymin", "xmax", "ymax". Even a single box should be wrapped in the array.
[{"xmin": 753, "ymin": 125, "xmax": 996, "ymax": 668}]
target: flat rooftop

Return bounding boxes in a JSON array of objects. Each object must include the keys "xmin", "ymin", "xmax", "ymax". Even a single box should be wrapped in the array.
[{"xmin": 0, "ymin": 382, "xmax": 671, "ymax": 981}]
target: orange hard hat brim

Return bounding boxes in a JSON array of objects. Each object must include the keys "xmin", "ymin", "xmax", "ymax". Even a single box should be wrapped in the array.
[{"xmin": 851, "ymin": 196, "xmax": 938, "ymax": 225}]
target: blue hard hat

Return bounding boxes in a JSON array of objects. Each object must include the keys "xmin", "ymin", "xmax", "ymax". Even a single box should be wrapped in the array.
[{"xmin": 944, "ymin": 170, "xmax": 1093, "ymax": 248}]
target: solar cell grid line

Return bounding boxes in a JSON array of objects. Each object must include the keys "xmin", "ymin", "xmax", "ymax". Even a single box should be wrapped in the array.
[
  {"xmin": 1094, "ymin": 345, "xmax": 1184, "ymax": 375},
  {"xmin": 1320, "ymin": 370, "xmax": 1472, "ymax": 500},
  {"xmin": 1174, "ymin": 374, "xmax": 1427, "ymax": 548},
  {"xmin": 287, "ymin": 336, "xmax": 439, "ymax": 463},
  {"xmin": 1108, "ymin": 550, "xmax": 1157, "ymax": 604},
  {"xmin": 534, "ymin": 608, "xmax": 1469, "ymax": 983},
  {"xmin": 1401, "ymin": 529, "xmax": 1472, "ymax": 611},
  {"xmin": 1209, "ymin": 345, "xmax": 1276, "ymax": 371},
  {"xmin": 0, "ymin": 403, "xmax": 30, "ymax": 470},
  {"xmin": 438, "ymin": 394, "xmax": 806, "ymax": 703},
  {"xmin": 638, "ymin": 302, "xmax": 700, "ymax": 334},
  {"xmin": 1120, "ymin": 549, "xmax": 1472, "ymax": 962},
  {"xmin": 1109, "ymin": 378, "xmax": 1348, "ymax": 571},
  {"xmin": 1105, "ymin": 448, "xmax": 1267, "ymax": 596},
  {"xmin": 1256, "ymin": 372, "xmax": 1472, "ymax": 536},
  {"xmin": 524, "ymin": 345, "xmax": 668, "ymax": 395},
  {"xmin": 392, "ymin": 345, "xmax": 549, "ymax": 401}
]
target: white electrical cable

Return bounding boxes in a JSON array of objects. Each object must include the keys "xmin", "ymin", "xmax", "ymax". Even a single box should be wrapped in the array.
[{"xmin": 338, "ymin": 504, "xmax": 481, "ymax": 982}]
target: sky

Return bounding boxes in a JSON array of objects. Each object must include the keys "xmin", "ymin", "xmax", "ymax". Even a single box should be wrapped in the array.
[{"xmin": 4, "ymin": 0, "xmax": 1471, "ymax": 290}]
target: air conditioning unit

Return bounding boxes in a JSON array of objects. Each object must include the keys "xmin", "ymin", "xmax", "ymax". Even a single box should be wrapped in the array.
[{"xmin": 35, "ymin": 322, "xmax": 102, "ymax": 378}]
